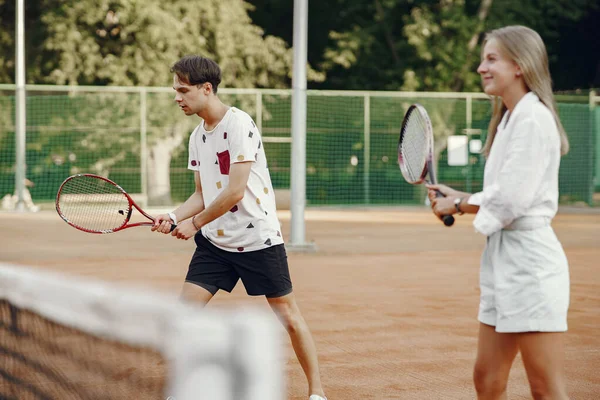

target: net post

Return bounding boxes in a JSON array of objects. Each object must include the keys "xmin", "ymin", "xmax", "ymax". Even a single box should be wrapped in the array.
[
  {"xmin": 289, "ymin": 0, "xmax": 316, "ymax": 253},
  {"xmin": 14, "ymin": 0, "xmax": 26, "ymax": 212}
]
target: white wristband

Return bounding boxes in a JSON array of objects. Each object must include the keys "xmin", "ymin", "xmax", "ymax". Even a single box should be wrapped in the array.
[{"xmin": 167, "ymin": 212, "xmax": 178, "ymax": 225}]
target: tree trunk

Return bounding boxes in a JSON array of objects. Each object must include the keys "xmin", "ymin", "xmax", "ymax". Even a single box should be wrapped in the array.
[
  {"xmin": 374, "ymin": 0, "xmax": 401, "ymax": 66},
  {"xmin": 147, "ymin": 126, "xmax": 185, "ymax": 206},
  {"xmin": 451, "ymin": 0, "xmax": 494, "ymax": 92},
  {"xmin": 147, "ymin": 144, "xmax": 174, "ymax": 206}
]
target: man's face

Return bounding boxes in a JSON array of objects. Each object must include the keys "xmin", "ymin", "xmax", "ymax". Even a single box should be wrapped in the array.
[{"xmin": 173, "ymin": 75, "xmax": 207, "ymax": 116}]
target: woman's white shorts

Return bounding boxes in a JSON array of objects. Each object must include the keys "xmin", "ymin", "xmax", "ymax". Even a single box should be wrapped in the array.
[{"xmin": 478, "ymin": 218, "xmax": 570, "ymax": 333}]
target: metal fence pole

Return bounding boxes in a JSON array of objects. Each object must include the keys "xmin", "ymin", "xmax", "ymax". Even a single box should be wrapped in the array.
[
  {"xmin": 256, "ymin": 91, "xmax": 263, "ymax": 134},
  {"xmin": 14, "ymin": 0, "xmax": 26, "ymax": 211},
  {"xmin": 289, "ymin": 0, "xmax": 316, "ymax": 251},
  {"xmin": 140, "ymin": 88, "xmax": 148, "ymax": 207},
  {"xmin": 363, "ymin": 94, "xmax": 371, "ymax": 204},
  {"xmin": 591, "ymin": 90, "xmax": 599, "ymax": 194},
  {"xmin": 466, "ymin": 95, "xmax": 472, "ymax": 193}
]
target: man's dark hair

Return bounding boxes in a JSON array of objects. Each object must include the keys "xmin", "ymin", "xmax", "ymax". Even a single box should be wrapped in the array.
[{"xmin": 171, "ymin": 55, "xmax": 222, "ymax": 94}]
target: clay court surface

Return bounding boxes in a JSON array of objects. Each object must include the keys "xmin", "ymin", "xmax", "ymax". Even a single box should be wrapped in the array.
[{"xmin": 1, "ymin": 208, "xmax": 599, "ymax": 399}]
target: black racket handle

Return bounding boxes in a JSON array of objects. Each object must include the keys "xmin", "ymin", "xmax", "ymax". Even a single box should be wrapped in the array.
[
  {"xmin": 434, "ymin": 189, "xmax": 455, "ymax": 227},
  {"xmin": 169, "ymin": 224, "xmax": 177, "ymax": 232}
]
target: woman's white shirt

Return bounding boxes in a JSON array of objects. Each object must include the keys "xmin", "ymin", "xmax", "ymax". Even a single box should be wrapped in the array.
[{"xmin": 468, "ymin": 92, "xmax": 562, "ymax": 236}]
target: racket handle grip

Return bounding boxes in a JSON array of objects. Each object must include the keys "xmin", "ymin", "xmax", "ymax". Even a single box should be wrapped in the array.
[
  {"xmin": 441, "ymin": 215, "xmax": 455, "ymax": 227},
  {"xmin": 169, "ymin": 224, "xmax": 177, "ymax": 233},
  {"xmin": 434, "ymin": 189, "xmax": 455, "ymax": 227}
]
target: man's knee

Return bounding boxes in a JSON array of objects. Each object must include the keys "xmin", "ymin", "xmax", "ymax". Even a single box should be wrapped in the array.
[
  {"xmin": 269, "ymin": 297, "xmax": 303, "ymax": 333},
  {"xmin": 180, "ymin": 282, "xmax": 215, "ymax": 305}
]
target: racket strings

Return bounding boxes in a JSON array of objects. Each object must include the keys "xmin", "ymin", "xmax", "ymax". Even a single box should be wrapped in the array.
[
  {"xmin": 400, "ymin": 111, "xmax": 429, "ymax": 183},
  {"xmin": 57, "ymin": 176, "xmax": 130, "ymax": 232}
]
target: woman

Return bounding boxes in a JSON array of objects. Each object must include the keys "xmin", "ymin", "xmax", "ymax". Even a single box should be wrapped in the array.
[{"xmin": 427, "ymin": 26, "xmax": 570, "ymax": 400}]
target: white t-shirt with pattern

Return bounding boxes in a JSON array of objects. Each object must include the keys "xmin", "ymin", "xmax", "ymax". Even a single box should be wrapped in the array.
[{"xmin": 187, "ymin": 107, "xmax": 284, "ymax": 252}]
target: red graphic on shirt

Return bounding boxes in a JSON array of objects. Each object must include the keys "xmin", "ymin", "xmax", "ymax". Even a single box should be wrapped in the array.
[
  {"xmin": 191, "ymin": 160, "xmax": 197, "ymax": 166},
  {"xmin": 217, "ymin": 150, "xmax": 230, "ymax": 175}
]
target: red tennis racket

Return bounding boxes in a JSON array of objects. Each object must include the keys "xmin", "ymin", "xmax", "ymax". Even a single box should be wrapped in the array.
[
  {"xmin": 56, "ymin": 174, "xmax": 176, "ymax": 234},
  {"xmin": 398, "ymin": 104, "xmax": 455, "ymax": 227}
]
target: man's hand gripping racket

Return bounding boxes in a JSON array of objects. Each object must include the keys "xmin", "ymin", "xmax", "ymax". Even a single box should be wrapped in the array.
[
  {"xmin": 56, "ymin": 174, "xmax": 176, "ymax": 234},
  {"xmin": 398, "ymin": 104, "xmax": 455, "ymax": 227}
]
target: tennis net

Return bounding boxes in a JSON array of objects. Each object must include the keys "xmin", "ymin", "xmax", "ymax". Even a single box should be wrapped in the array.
[{"xmin": 0, "ymin": 263, "xmax": 283, "ymax": 400}]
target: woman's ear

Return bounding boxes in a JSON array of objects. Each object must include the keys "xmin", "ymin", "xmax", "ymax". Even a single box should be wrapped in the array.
[{"xmin": 515, "ymin": 65, "xmax": 522, "ymax": 77}]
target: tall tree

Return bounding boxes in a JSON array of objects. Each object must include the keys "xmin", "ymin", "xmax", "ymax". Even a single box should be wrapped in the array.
[
  {"xmin": 0, "ymin": 0, "xmax": 323, "ymax": 204},
  {"xmin": 247, "ymin": 0, "xmax": 598, "ymax": 164},
  {"xmin": 248, "ymin": 0, "xmax": 599, "ymax": 91},
  {"xmin": 401, "ymin": 0, "xmax": 487, "ymax": 92}
]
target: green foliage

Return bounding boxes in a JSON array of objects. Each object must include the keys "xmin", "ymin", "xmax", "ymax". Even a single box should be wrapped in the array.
[
  {"xmin": 402, "ymin": 0, "xmax": 482, "ymax": 92},
  {"xmin": 0, "ymin": 0, "xmax": 13, "ymax": 84},
  {"xmin": 0, "ymin": 0, "xmax": 323, "ymax": 87},
  {"xmin": 0, "ymin": 0, "xmax": 325, "ymax": 204},
  {"xmin": 248, "ymin": 0, "xmax": 599, "ymax": 91},
  {"xmin": 313, "ymin": 0, "xmax": 494, "ymax": 92}
]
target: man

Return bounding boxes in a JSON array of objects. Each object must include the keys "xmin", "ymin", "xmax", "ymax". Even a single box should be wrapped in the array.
[{"xmin": 152, "ymin": 55, "xmax": 327, "ymax": 400}]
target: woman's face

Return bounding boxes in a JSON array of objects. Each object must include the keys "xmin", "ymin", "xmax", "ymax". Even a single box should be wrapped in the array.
[{"xmin": 477, "ymin": 38, "xmax": 521, "ymax": 98}]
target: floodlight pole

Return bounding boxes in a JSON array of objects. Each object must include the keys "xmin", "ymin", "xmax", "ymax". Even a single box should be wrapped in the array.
[
  {"xmin": 288, "ymin": 0, "xmax": 316, "ymax": 252},
  {"xmin": 15, "ymin": 0, "xmax": 26, "ymax": 211}
]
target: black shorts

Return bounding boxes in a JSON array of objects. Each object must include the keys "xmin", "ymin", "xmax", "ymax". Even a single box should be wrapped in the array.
[{"xmin": 186, "ymin": 233, "xmax": 293, "ymax": 298}]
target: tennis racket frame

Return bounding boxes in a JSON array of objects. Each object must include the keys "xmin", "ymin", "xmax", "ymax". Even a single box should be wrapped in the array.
[
  {"xmin": 398, "ymin": 104, "xmax": 455, "ymax": 227},
  {"xmin": 56, "ymin": 173, "xmax": 174, "ymax": 234}
]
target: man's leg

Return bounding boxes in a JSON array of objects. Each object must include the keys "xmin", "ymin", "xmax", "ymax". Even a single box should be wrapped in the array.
[
  {"xmin": 180, "ymin": 282, "xmax": 216, "ymax": 307},
  {"xmin": 182, "ymin": 232, "xmax": 236, "ymax": 307},
  {"xmin": 266, "ymin": 292, "xmax": 325, "ymax": 399}
]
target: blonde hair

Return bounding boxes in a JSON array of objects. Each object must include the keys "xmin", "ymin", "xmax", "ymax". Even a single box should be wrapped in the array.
[{"xmin": 481, "ymin": 25, "xmax": 569, "ymax": 157}]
